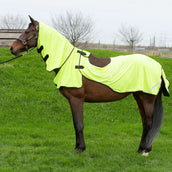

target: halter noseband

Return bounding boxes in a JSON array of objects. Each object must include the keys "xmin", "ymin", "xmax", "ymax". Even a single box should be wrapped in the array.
[{"xmin": 16, "ymin": 25, "xmax": 39, "ymax": 51}]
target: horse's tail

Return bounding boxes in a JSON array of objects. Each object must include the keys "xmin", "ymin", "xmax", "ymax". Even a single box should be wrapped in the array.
[{"xmin": 146, "ymin": 85, "xmax": 164, "ymax": 149}]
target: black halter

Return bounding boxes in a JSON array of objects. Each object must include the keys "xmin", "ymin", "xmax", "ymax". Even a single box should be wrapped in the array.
[
  {"xmin": 16, "ymin": 25, "xmax": 39, "ymax": 51},
  {"xmin": 0, "ymin": 25, "xmax": 39, "ymax": 65}
]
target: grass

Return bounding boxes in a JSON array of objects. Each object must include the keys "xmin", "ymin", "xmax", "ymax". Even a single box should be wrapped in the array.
[{"xmin": 0, "ymin": 47, "xmax": 172, "ymax": 171}]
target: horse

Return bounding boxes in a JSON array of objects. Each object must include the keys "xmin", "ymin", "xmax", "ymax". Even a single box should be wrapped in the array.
[{"xmin": 10, "ymin": 16, "xmax": 169, "ymax": 156}]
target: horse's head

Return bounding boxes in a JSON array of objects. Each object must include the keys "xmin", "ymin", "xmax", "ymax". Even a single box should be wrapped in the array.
[{"xmin": 10, "ymin": 16, "xmax": 39, "ymax": 55}]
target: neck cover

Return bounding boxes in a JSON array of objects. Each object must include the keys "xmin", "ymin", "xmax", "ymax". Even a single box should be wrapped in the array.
[
  {"xmin": 37, "ymin": 22, "xmax": 74, "ymax": 71},
  {"xmin": 37, "ymin": 22, "xmax": 90, "ymax": 88},
  {"xmin": 37, "ymin": 22, "xmax": 169, "ymax": 95}
]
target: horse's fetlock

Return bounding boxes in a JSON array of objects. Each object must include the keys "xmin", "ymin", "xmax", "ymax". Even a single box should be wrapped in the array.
[
  {"xmin": 145, "ymin": 146, "xmax": 152, "ymax": 153},
  {"xmin": 75, "ymin": 144, "xmax": 86, "ymax": 153}
]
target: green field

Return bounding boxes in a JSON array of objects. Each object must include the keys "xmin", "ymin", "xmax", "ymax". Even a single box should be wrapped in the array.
[{"xmin": 0, "ymin": 47, "xmax": 172, "ymax": 172}]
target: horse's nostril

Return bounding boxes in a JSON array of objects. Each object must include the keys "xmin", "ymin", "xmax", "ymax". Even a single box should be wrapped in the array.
[{"xmin": 10, "ymin": 46, "xmax": 18, "ymax": 55}]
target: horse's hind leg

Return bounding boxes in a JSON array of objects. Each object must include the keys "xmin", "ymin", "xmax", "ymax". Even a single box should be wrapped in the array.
[
  {"xmin": 133, "ymin": 92, "xmax": 156, "ymax": 154},
  {"xmin": 133, "ymin": 93, "xmax": 147, "ymax": 153}
]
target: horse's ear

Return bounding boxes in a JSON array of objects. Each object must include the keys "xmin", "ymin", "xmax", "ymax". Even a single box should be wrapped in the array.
[{"xmin": 29, "ymin": 15, "xmax": 36, "ymax": 25}]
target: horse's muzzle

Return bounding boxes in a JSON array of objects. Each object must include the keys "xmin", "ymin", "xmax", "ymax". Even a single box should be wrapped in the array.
[{"xmin": 10, "ymin": 46, "xmax": 18, "ymax": 55}]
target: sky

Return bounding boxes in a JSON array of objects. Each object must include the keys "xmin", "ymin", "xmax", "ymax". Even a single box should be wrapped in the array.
[{"xmin": 1, "ymin": 0, "xmax": 172, "ymax": 46}]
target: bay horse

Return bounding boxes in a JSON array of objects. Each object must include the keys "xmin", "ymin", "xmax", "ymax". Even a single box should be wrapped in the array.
[{"xmin": 10, "ymin": 16, "xmax": 169, "ymax": 156}]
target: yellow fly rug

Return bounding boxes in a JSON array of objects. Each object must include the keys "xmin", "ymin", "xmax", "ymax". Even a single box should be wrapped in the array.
[{"xmin": 37, "ymin": 22, "xmax": 169, "ymax": 95}]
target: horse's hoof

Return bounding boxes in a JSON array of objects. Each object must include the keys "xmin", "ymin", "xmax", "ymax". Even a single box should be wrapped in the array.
[
  {"xmin": 137, "ymin": 146, "xmax": 145, "ymax": 154},
  {"xmin": 142, "ymin": 152, "xmax": 149, "ymax": 156},
  {"xmin": 137, "ymin": 149, "xmax": 143, "ymax": 154},
  {"xmin": 75, "ymin": 146, "xmax": 86, "ymax": 153}
]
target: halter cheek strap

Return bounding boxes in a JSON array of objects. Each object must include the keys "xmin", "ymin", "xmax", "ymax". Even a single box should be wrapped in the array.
[{"xmin": 16, "ymin": 25, "xmax": 39, "ymax": 51}]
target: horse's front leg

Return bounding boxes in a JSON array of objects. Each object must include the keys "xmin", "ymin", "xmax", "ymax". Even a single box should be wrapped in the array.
[{"xmin": 68, "ymin": 97, "xmax": 85, "ymax": 152}]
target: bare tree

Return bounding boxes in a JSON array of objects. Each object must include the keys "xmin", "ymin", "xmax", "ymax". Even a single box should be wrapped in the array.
[
  {"xmin": 51, "ymin": 11, "xmax": 94, "ymax": 47},
  {"xmin": 0, "ymin": 14, "xmax": 27, "ymax": 29},
  {"xmin": 118, "ymin": 25, "xmax": 142, "ymax": 51}
]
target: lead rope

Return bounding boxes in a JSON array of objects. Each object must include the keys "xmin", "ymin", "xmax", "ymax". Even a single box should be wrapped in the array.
[{"xmin": 0, "ymin": 47, "xmax": 36, "ymax": 65}]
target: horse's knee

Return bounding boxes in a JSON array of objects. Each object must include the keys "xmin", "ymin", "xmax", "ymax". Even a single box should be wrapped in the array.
[{"xmin": 73, "ymin": 119, "xmax": 84, "ymax": 132}]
